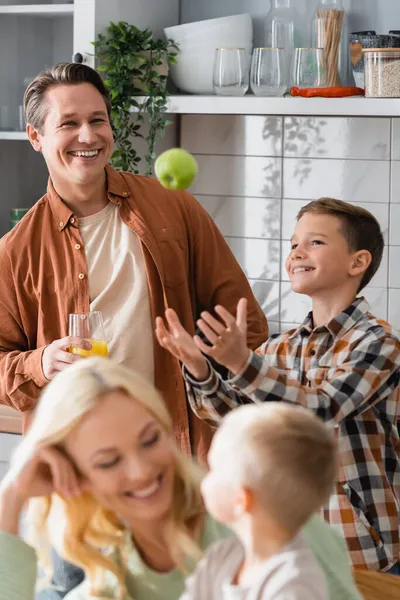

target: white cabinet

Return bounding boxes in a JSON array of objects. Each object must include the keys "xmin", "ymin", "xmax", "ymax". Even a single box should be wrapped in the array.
[{"xmin": 0, "ymin": 0, "xmax": 179, "ymax": 236}]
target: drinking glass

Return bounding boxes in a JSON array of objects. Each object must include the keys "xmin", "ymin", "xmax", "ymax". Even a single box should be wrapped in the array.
[
  {"xmin": 250, "ymin": 47, "xmax": 287, "ymax": 96},
  {"xmin": 68, "ymin": 311, "xmax": 109, "ymax": 357},
  {"xmin": 213, "ymin": 48, "xmax": 249, "ymax": 96},
  {"xmin": 291, "ymin": 48, "xmax": 327, "ymax": 88}
]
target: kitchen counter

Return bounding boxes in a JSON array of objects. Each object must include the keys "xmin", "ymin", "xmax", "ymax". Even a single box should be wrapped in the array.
[{"xmin": 0, "ymin": 406, "xmax": 22, "ymax": 434}]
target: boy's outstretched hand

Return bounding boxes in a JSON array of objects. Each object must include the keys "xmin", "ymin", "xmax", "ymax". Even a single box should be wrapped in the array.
[
  {"xmin": 155, "ymin": 309, "xmax": 210, "ymax": 380},
  {"xmin": 194, "ymin": 298, "xmax": 251, "ymax": 376}
]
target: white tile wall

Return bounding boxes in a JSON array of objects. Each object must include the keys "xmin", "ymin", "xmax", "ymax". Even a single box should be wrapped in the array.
[
  {"xmin": 182, "ymin": 115, "xmax": 282, "ymax": 157},
  {"xmin": 284, "ymin": 117, "xmax": 390, "ymax": 160},
  {"xmin": 196, "ymin": 196, "xmax": 281, "ymax": 239},
  {"xmin": 183, "ymin": 114, "xmax": 394, "ymax": 330},
  {"xmin": 0, "ymin": 433, "xmax": 21, "ymax": 483},
  {"xmin": 225, "ymin": 237, "xmax": 280, "ymax": 281},
  {"xmin": 283, "ymin": 159, "xmax": 390, "ymax": 204},
  {"xmin": 190, "ymin": 155, "xmax": 282, "ymax": 198}
]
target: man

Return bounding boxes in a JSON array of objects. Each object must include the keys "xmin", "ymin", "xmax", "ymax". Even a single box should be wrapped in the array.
[{"xmin": 0, "ymin": 62, "xmax": 268, "ymax": 461}]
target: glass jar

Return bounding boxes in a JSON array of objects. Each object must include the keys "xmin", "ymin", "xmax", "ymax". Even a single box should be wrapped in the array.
[
  {"xmin": 312, "ymin": 0, "xmax": 350, "ymax": 86},
  {"xmin": 363, "ymin": 49, "xmax": 400, "ymax": 97},
  {"xmin": 264, "ymin": 0, "xmax": 302, "ymax": 85}
]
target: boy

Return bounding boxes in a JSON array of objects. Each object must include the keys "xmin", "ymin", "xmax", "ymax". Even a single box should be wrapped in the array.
[
  {"xmin": 181, "ymin": 402, "xmax": 360, "ymax": 600},
  {"xmin": 156, "ymin": 198, "xmax": 400, "ymax": 573}
]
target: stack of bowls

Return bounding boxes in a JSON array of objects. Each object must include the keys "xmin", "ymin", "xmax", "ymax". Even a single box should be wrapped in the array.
[{"xmin": 164, "ymin": 14, "xmax": 253, "ymax": 94}]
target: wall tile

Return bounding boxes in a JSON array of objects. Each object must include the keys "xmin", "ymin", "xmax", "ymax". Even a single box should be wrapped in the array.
[
  {"xmin": 283, "ymin": 158, "xmax": 390, "ymax": 204},
  {"xmin": 280, "ymin": 242, "xmax": 388, "ymax": 288},
  {"xmin": 363, "ymin": 287, "xmax": 388, "ymax": 320},
  {"xmin": 226, "ymin": 237, "xmax": 280, "ymax": 281},
  {"xmin": 190, "ymin": 156, "xmax": 282, "ymax": 198},
  {"xmin": 280, "ymin": 283, "xmax": 312, "ymax": 324},
  {"xmin": 391, "ymin": 119, "xmax": 400, "ymax": 160},
  {"xmin": 391, "ymin": 162, "xmax": 400, "ymax": 202},
  {"xmin": 248, "ymin": 280, "xmax": 280, "ymax": 321},
  {"xmin": 389, "ymin": 246, "xmax": 400, "ymax": 288},
  {"xmin": 182, "ymin": 115, "xmax": 282, "ymax": 157},
  {"xmin": 284, "ymin": 117, "xmax": 390, "ymax": 160},
  {"xmin": 196, "ymin": 196, "xmax": 281, "ymax": 239},
  {"xmin": 267, "ymin": 322, "xmax": 281, "ymax": 335},
  {"xmin": 388, "ymin": 289, "xmax": 400, "ymax": 331},
  {"xmin": 281, "ymin": 198, "xmax": 389, "ymax": 241},
  {"xmin": 389, "ymin": 204, "xmax": 400, "ymax": 245}
]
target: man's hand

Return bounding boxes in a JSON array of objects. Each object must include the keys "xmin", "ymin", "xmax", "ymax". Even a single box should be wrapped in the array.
[
  {"xmin": 155, "ymin": 309, "xmax": 210, "ymax": 380},
  {"xmin": 194, "ymin": 298, "xmax": 251, "ymax": 376},
  {"xmin": 42, "ymin": 336, "xmax": 91, "ymax": 381}
]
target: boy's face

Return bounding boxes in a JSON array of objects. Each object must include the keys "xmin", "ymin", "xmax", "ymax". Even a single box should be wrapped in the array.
[
  {"xmin": 285, "ymin": 212, "xmax": 368, "ymax": 297},
  {"xmin": 201, "ymin": 429, "xmax": 240, "ymax": 525}
]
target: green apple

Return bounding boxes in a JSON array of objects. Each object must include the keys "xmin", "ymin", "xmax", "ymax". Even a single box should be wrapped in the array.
[{"xmin": 155, "ymin": 148, "xmax": 198, "ymax": 191}]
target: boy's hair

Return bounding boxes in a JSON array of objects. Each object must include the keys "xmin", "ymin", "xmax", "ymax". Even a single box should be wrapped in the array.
[
  {"xmin": 222, "ymin": 403, "xmax": 337, "ymax": 534},
  {"xmin": 24, "ymin": 62, "xmax": 112, "ymax": 134},
  {"xmin": 297, "ymin": 198, "xmax": 384, "ymax": 292}
]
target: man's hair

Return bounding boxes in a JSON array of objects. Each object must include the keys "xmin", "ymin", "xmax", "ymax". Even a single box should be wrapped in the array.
[
  {"xmin": 221, "ymin": 403, "xmax": 337, "ymax": 534},
  {"xmin": 297, "ymin": 197, "xmax": 384, "ymax": 291},
  {"xmin": 23, "ymin": 62, "xmax": 112, "ymax": 133}
]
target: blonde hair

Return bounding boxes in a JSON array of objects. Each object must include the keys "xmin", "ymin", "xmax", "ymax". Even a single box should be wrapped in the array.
[
  {"xmin": 11, "ymin": 357, "xmax": 204, "ymax": 599},
  {"xmin": 219, "ymin": 403, "xmax": 338, "ymax": 534}
]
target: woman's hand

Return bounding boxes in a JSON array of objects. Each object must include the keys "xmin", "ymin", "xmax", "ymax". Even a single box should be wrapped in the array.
[
  {"xmin": 0, "ymin": 446, "xmax": 82, "ymax": 535},
  {"xmin": 194, "ymin": 298, "xmax": 251, "ymax": 375},
  {"xmin": 155, "ymin": 309, "xmax": 210, "ymax": 380}
]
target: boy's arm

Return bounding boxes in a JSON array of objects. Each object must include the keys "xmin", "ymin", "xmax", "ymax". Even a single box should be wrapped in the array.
[{"xmin": 184, "ymin": 333, "xmax": 400, "ymax": 427}]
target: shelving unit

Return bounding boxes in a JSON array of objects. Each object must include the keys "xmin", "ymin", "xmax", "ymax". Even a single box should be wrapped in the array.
[
  {"xmin": 133, "ymin": 94, "xmax": 400, "ymax": 117},
  {"xmin": 0, "ymin": 4, "xmax": 74, "ymax": 17}
]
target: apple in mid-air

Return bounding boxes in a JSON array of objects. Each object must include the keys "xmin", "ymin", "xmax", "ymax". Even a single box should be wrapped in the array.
[{"xmin": 155, "ymin": 148, "xmax": 198, "ymax": 191}]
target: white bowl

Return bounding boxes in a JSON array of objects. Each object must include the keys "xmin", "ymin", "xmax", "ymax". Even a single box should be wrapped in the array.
[
  {"xmin": 165, "ymin": 13, "xmax": 252, "ymax": 43},
  {"xmin": 170, "ymin": 45, "xmax": 252, "ymax": 94}
]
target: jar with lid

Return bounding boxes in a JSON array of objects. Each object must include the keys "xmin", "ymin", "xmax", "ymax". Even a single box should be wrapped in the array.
[
  {"xmin": 363, "ymin": 48, "xmax": 400, "ymax": 97},
  {"xmin": 264, "ymin": 0, "xmax": 302, "ymax": 84},
  {"xmin": 311, "ymin": 0, "xmax": 350, "ymax": 86}
]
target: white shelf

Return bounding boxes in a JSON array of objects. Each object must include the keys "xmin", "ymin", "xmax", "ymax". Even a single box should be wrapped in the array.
[
  {"xmin": 134, "ymin": 95, "xmax": 400, "ymax": 117},
  {"xmin": 0, "ymin": 4, "xmax": 74, "ymax": 17},
  {"xmin": 0, "ymin": 131, "xmax": 28, "ymax": 140}
]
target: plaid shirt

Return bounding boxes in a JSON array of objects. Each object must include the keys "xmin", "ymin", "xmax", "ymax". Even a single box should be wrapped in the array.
[{"xmin": 184, "ymin": 298, "xmax": 400, "ymax": 571}]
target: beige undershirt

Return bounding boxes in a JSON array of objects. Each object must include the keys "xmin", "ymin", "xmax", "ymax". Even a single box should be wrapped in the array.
[{"xmin": 78, "ymin": 202, "xmax": 154, "ymax": 383}]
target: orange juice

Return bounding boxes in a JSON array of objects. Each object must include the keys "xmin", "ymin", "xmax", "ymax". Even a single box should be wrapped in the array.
[{"xmin": 68, "ymin": 339, "xmax": 109, "ymax": 358}]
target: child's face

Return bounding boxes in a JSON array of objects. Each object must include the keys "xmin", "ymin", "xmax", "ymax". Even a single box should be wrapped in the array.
[
  {"xmin": 285, "ymin": 212, "xmax": 365, "ymax": 298},
  {"xmin": 201, "ymin": 429, "xmax": 240, "ymax": 526}
]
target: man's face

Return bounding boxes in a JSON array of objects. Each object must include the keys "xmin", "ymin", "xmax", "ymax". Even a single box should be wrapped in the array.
[{"xmin": 28, "ymin": 83, "xmax": 114, "ymax": 186}]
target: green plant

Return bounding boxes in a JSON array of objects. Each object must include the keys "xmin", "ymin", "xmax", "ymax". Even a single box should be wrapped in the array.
[{"xmin": 93, "ymin": 21, "xmax": 179, "ymax": 174}]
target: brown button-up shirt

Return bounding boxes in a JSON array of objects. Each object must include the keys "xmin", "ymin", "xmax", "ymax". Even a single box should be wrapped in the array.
[{"xmin": 0, "ymin": 166, "xmax": 268, "ymax": 458}]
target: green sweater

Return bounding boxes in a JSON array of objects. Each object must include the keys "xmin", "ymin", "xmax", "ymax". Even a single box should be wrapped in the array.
[{"xmin": 0, "ymin": 515, "xmax": 362, "ymax": 600}]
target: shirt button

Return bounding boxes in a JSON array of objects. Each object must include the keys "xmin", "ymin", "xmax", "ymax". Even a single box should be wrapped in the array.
[
  {"xmin": 122, "ymin": 191, "xmax": 128, "ymax": 196},
  {"xmin": 75, "ymin": 243, "xmax": 81, "ymax": 250},
  {"xmin": 59, "ymin": 221, "xmax": 64, "ymax": 227},
  {"xmin": 310, "ymin": 349, "xmax": 316, "ymax": 356},
  {"xmin": 70, "ymin": 217, "xmax": 75, "ymax": 224},
  {"xmin": 78, "ymin": 273, "xmax": 85, "ymax": 280}
]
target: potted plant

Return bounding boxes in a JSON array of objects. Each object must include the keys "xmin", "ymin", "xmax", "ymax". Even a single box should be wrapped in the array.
[{"xmin": 93, "ymin": 21, "xmax": 179, "ymax": 175}]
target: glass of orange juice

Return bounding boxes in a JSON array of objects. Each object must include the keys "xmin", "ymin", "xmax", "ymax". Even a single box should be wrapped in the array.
[{"xmin": 68, "ymin": 311, "xmax": 109, "ymax": 358}]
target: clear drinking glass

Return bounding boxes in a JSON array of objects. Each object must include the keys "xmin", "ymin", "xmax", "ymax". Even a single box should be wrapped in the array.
[
  {"xmin": 213, "ymin": 48, "xmax": 249, "ymax": 96},
  {"xmin": 68, "ymin": 311, "xmax": 109, "ymax": 357},
  {"xmin": 264, "ymin": 0, "xmax": 302, "ymax": 81},
  {"xmin": 250, "ymin": 47, "xmax": 287, "ymax": 96},
  {"xmin": 291, "ymin": 48, "xmax": 327, "ymax": 88}
]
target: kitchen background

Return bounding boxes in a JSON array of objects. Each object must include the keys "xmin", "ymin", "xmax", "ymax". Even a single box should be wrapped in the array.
[{"xmin": 0, "ymin": 0, "xmax": 400, "ymax": 469}]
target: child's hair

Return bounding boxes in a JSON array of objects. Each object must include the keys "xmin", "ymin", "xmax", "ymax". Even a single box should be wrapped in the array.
[
  {"xmin": 11, "ymin": 357, "xmax": 204, "ymax": 599},
  {"xmin": 221, "ymin": 403, "xmax": 337, "ymax": 535},
  {"xmin": 297, "ymin": 197, "xmax": 384, "ymax": 291}
]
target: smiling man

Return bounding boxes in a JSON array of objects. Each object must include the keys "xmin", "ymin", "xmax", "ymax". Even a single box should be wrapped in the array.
[
  {"xmin": 0, "ymin": 62, "xmax": 268, "ymax": 453},
  {"xmin": 0, "ymin": 62, "xmax": 268, "ymax": 598}
]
